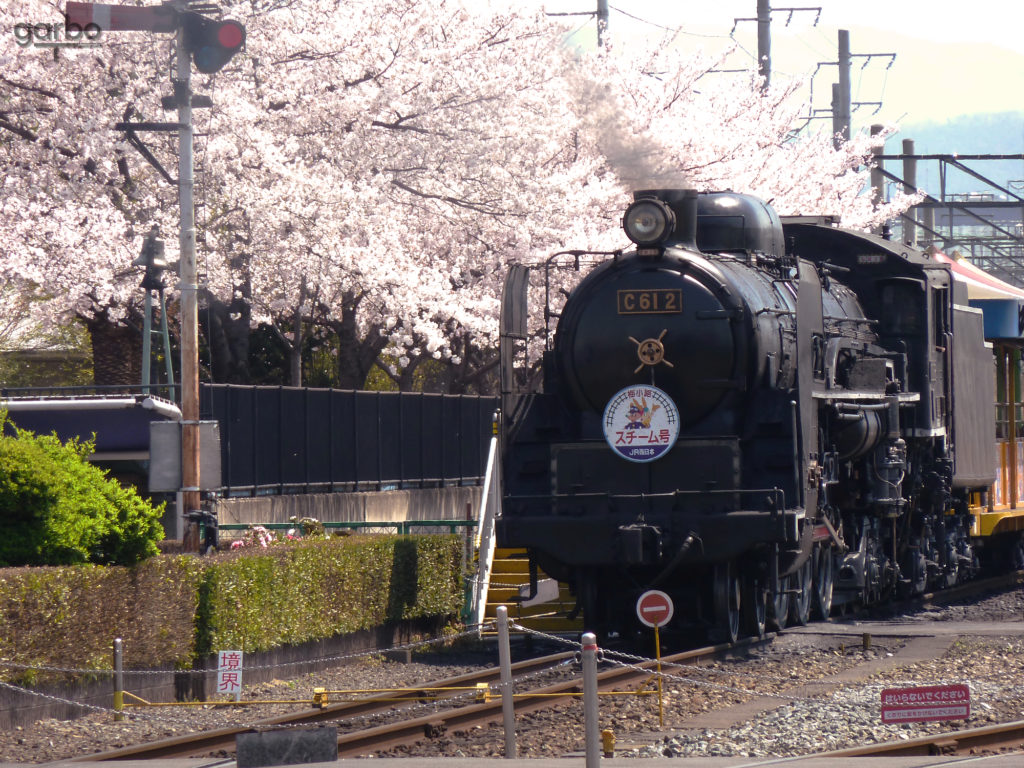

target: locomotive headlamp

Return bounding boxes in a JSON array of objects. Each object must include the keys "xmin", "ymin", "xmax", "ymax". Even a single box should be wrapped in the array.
[{"xmin": 623, "ymin": 199, "xmax": 676, "ymax": 246}]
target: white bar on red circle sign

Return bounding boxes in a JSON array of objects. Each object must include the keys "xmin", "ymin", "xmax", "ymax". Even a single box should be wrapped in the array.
[{"xmin": 65, "ymin": 2, "xmax": 175, "ymax": 33}]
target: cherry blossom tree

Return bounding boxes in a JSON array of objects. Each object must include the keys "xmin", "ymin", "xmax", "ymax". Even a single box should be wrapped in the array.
[
  {"xmin": 1, "ymin": 0, "xmax": 179, "ymax": 383},
  {"xmin": 1, "ymin": 0, "xmax": 916, "ymax": 393}
]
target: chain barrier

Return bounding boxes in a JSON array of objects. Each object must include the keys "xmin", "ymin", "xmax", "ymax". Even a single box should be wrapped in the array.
[
  {"xmin": 0, "ymin": 680, "xmax": 206, "ymax": 727},
  {"xmin": 508, "ymin": 622, "xmax": 581, "ymax": 648},
  {"xmin": 508, "ymin": 622, "xmax": 869, "ymax": 710},
  {"xmin": 464, "ymin": 577, "xmax": 530, "ymax": 590}
]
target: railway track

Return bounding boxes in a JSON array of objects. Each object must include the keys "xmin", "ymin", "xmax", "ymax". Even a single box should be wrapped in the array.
[
  {"xmin": 65, "ymin": 650, "xmax": 574, "ymax": 761},
  {"xmin": 65, "ymin": 637, "xmax": 766, "ymax": 761},
  {"xmin": 45, "ymin": 573, "xmax": 1024, "ymax": 763}
]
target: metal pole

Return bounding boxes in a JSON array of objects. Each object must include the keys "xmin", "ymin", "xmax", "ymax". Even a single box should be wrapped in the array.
[
  {"xmin": 903, "ymin": 139, "xmax": 918, "ymax": 246},
  {"xmin": 655, "ymin": 625, "xmax": 664, "ymax": 728},
  {"xmin": 835, "ymin": 30, "xmax": 851, "ymax": 147},
  {"xmin": 582, "ymin": 632, "xmax": 600, "ymax": 768},
  {"xmin": 496, "ymin": 606, "xmax": 517, "ymax": 758},
  {"xmin": 871, "ymin": 124, "xmax": 886, "ymax": 236},
  {"xmin": 757, "ymin": 0, "xmax": 771, "ymax": 89},
  {"xmin": 175, "ymin": 1, "xmax": 201, "ymax": 548},
  {"xmin": 113, "ymin": 638, "xmax": 124, "ymax": 722},
  {"xmin": 141, "ymin": 290, "xmax": 153, "ymax": 394},
  {"xmin": 159, "ymin": 289, "xmax": 175, "ymax": 395}
]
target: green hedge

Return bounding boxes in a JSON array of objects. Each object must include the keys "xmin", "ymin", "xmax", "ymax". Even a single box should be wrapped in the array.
[
  {"xmin": 0, "ymin": 535, "xmax": 464, "ymax": 681},
  {"xmin": 195, "ymin": 536, "xmax": 463, "ymax": 653},
  {"xmin": 0, "ymin": 556, "xmax": 203, "ymax": 680}
]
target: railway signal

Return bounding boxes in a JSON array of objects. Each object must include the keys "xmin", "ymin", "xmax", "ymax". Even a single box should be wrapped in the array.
[
  {"xmin": 182, "ymin": 11, "xmax": 245, "ymax": 73},
  {"xmin": 62, "ymin": 1, "xmax": 245, "ymax": 549}
]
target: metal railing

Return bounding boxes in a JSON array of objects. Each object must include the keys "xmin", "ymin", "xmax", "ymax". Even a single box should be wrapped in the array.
[{"xmin": 218, "ymin": 520, "xmax": 477, "ymax": 535}]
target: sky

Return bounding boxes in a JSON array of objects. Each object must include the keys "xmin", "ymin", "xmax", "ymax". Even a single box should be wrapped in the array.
[{"xmin": 513, "ymin": 1, "xmax": 1024, "ymax": 131}]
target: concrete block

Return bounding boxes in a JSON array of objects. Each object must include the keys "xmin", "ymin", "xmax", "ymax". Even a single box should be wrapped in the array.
[
  {"xmin": 236, "ymin": 726, "xmax": 337, "ymax": 767},
  {"xmin": 384, "ymin": 648, "xmax": 412, "ymax": 663}
]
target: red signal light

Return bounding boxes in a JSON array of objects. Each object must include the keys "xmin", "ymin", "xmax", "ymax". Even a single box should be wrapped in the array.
[{"xmin": 216, "ymin": 21, "xmax": 244, "ymax": 49}]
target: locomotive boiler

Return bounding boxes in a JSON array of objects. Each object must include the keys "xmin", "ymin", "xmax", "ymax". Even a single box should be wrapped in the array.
[{"xmin": 496, "ymin": 188, "xmax": 996, "ymax": 642}]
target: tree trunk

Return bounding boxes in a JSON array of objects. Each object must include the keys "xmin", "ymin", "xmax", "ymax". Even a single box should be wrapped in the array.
[
  {"xmin": 203, "ymin": 296, "xmax": 251, "ymax": 383},
  {"xmin": 329, "ymin": 308, "xmax": 387, "ymax": 390}
]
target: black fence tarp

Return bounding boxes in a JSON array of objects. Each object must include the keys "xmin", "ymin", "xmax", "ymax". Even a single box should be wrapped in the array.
[{"xmin": 201, "ymin": 384, "xmax": 497, "ymax": 496}]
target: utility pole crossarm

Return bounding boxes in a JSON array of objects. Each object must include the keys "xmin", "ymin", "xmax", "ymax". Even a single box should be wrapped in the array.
[{"xmin": 730, "ymin": 5, "xmax": 821, "ymax": 36}]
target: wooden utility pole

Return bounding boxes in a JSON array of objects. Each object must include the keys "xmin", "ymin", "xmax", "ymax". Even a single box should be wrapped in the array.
[
  {"xmin": 597, "ymin": 0, "xmax": 609, "ymax": 47},
  {"xmin": 175, "ymin": 0, "xmax": 202, "ymax": 551}
]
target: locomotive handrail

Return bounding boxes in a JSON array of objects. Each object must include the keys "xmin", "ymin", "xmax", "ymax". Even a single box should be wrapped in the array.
[
  {"xmin": 469, "ymin": 424, "xmax": 502, "ymax": 631},
  {"xmin": 541, "ymin": 250, "xmax": 620, "ymax": 348}
]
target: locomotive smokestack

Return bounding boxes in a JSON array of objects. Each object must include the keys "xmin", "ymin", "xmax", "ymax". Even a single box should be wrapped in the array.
[{"xmin": 631, "ymin": 189, "xmax": 698, "ymax": 250}]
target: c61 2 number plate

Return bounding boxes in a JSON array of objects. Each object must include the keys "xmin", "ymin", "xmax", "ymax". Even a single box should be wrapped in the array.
[{"xmin": 617, "ymin": 289, "xmax": 682, "ymax": 314}]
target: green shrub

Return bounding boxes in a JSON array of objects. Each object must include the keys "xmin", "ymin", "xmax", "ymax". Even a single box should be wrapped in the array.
[{"xmin": 0, "ymin": 415, "xmax": 164, "ymax": 566}]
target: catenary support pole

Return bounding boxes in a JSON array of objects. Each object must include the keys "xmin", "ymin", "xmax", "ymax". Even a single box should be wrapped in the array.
[
  {"xmin": 582, "ymin": 632, "xmax": 600, "ymax": 768},
  {"xmin": 871, "ymin": 124, "xmax": 886, "ymax": 236},
  {"xmin": 496, "ymin": 606, "xmax": 517, "ymax": 758},
  {"xmin": 757, "ymin": 0, "xmax": 771, "ymax": 89},
  {"xmin": 902, "ymin": 139, "xmax": 918, "ymax": 245},
  {"xmin": 833, "ymin": 29, "xmax": 851, "ymax": 147}
]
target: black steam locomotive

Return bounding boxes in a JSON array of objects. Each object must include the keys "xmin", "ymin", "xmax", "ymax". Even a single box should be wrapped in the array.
[{"xmin": 496, "ymin": 189, "xmax": 996, "ymax": 642}]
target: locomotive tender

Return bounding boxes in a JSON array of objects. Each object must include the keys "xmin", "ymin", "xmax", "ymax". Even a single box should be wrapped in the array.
[{"xmin": 496, "ymin": 188, "xmax": 999, "ymax": 642}]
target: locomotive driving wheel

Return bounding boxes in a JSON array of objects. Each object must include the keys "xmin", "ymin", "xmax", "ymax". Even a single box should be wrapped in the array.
[
  {"xmin": 812, "ymin": 542, "xmax": 835, "ymax": 619},
  {"xmin": 741, "ymin": 572, "xmax": 767, "ymax": 638},
  {"xmin": 788, "ymin": 555, "xmax": 813, "ymax": 627},
  {"xmin": 768, "ymin": 577, "xmax": 789, "ymax": 631},
  {"xmin": 712, "ymin": 561, "xmax": 741, "ymax": 644}
]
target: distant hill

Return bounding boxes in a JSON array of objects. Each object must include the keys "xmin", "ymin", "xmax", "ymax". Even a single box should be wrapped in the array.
[{"xmin": 883, "ymin": 112, "xmax": 1024, "ymax": 196}]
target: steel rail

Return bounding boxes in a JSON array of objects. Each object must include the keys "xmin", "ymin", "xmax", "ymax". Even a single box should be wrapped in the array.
[
  {"xmin": 65, "ymin": 651, "xmax": 575, "ymax": 761},
  {"xmin": 817, "ymin": 719, "xmax": 1024, "ymax": 757}
]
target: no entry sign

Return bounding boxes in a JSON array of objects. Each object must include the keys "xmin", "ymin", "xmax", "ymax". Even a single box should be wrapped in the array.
[
  {"xmin": 636, "ymin": 589, "xmax": 674, "ymax": 628},
  {"xmin": 881, "ymin": 684, "xmax": 971, "ymax": 723}
]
